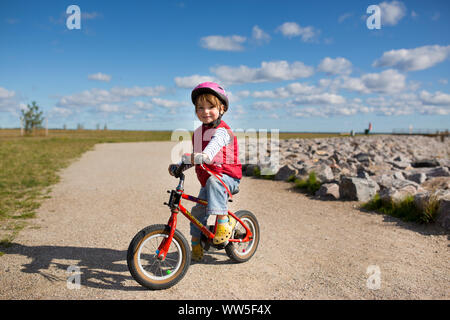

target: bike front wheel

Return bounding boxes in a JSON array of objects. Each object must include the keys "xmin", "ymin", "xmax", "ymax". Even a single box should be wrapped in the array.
[{"xmin": 127, "ymin": 224, "xmax": 191, "ymax": 290}]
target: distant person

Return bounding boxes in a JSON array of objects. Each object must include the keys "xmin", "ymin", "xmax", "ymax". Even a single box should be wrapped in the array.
[
  {"xmin": 365, "ymin": 122, "xmax": 372, "ymax": 135},
  {"xmin": 167, "ymin": 82, "xmax": 242, "ymax": 261}
]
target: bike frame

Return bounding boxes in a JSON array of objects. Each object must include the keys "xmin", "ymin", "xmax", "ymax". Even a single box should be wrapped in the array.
[{"xmin": 156, "ymin": 170, "xmax": 253, "ymax": 261}]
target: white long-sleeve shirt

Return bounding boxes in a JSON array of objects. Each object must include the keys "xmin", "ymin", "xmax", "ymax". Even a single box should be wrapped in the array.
[
  {"xmin": 202, "ymin": 127, "xmax": 231, "ymax": 163},
  {"xmin": 179, "ymin": 127, "xmax": 231, "ymax": 166}
]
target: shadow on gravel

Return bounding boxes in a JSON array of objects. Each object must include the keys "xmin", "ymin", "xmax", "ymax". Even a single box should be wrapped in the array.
[
  {"xmin": 4, "ymin": 243, "xmax": 146, "ymax": 291},
  {"xmin": 358, "ymin": 207, "xmax": 449, "ymax": 237},
  {"xmin": 285, "ymin": 184, "xmax": 448, "ymax": 237},
  {"xmin": 190, "ymin": 250, "xmax": 236, "ymax": 265}
]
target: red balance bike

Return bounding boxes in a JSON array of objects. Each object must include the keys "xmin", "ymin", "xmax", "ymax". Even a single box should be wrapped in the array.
[{"xmin": 127, "ymin": 163, "xmax": 260, "ymax": 290}]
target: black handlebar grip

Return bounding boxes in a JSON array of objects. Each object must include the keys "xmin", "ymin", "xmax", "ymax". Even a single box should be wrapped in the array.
[{"xmin": 174, "ymin": 163, "xmax": 186, "ymax": 177}]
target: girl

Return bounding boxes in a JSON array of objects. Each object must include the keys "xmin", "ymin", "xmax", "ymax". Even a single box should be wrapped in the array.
[{"xmin": 168, "ymin": 82, "xmax": 242, "ymax": 261}]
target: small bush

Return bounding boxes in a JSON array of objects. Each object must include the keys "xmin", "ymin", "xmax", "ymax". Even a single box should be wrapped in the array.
[
  {"xmin": 294, "ymin": 171, "xmax": 321, "ymax": 194},
  {"xmin": 252, "ymin": 166, "xmax": 275, "ymax": 180},
  {"xmin": 362, "ymin": 193, "xmax": 440, "ymax": 224},
  {"xmin": 287, "ymin": 174, "xmax": 296, "ymax": 182},
  {"xmin": 421, "ymin": 195, "xmax": 440, "ymax": 224}
]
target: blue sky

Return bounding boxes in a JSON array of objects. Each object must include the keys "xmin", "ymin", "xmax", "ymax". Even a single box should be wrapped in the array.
[{"xmin": 1, "ymin": 0, "xmax": 449, "ymax": 133}]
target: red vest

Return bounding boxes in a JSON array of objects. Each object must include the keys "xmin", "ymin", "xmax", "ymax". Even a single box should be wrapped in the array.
[{"xmin": 192, "ymin": 120, "xmax": 242, "ymax": 187}]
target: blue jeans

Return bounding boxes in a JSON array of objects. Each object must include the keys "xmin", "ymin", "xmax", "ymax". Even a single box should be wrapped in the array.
[{"xmin": 189, "ymin": 173, "xmax": 240, "ymax": 239}]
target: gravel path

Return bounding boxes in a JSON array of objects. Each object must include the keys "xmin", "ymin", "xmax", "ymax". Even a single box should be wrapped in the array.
[{"xmin": 1, "ymin": 142, "xmax": 448, "ymax": 300}]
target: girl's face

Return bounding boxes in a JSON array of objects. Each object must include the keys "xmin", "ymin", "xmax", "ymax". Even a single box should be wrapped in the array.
[{"xmin": 196, "ymin": 102, "xmax": 223, "ymax": 124}]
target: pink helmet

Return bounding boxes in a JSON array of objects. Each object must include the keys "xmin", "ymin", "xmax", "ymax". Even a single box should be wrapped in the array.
[{"xmin": 191, "ymin": 82, "xmax": 229, "ymax": 112}]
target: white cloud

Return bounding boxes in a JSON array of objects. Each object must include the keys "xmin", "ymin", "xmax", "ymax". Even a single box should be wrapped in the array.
[
  {"xmin": 420, "ymin": 106, "xmax": 449, "ymax": 115},
  {"xmin": 109, "ymin": 86, "xmax": 165, "ymax": 98},
  {"xmin": 57, "ymin": 86, "xmax": 165, "ymax": 107},
  {"xmin": 373, "ymin": 45, "xmax": 450, "ymax": 71},
  {"xmin": 379, "ymin": 1, "xmax": 407, "ymax": 26},
  {"xmin": 97, "ymin": 104, "xmax": 119, "ymax": 113},
  {"xmin": 292, "ymin": 106, "xmax": 359, "ymax": 118},
  {"xmin": 339, "ymin": 77, "xmax": 368, "ymax": 94},
  {"xmin": 292, "ymin": 93, "xmax": 347, "ymax": 106},
  {"xmin": 252, "ymin": 25, "xmax": 271, "ymax": 44},
  {"xmin": 251, "ymin": 82, "xmax": 318, "ymax": 99},
  {"xmin": 419, "ymin": 90, "xmax": 450, "ymax": 106},
  {"xmin": 361, "ymin": 69, "xmax": 406, "ymax": 94},
  {"xmin": 151, "ymin": 98, "xmax": 187, "ymax": 108},
  {"xmin": 0, "ymin": 87, "xmax": 15, "ymax": 99},
  {"xmin": 211, "ymin": 60, "xmax": 314, "ymax": 85},
  {"xmin": 276, "ymin": 22, "xmax": 301, "ymax": 37},
  {"xmin": 50, "ymin": 107, "xmax": 72, "ymax": 117},
  {"xmin": 276, "ymin": 22, "xmax": 320, "ymax": 42},
  {"xmin": 134, "ymin": 100, "xmax": 153, "ymax": 110},
  {"xmin": 88, "ymin": 72, "xmax": 112, "ymax": 82},
  {"xmin": 200, "ymin": 35, "xmax": 246, "ymax": 51},
  {"xmin": 0, "ymin": 87, "xmax": 21, "ymax": 113},
  {"xmin": 364, "ymin": 91, "xmax": 450, "ymax": 116},
  {"xmin": 251, "ymin": 101, "xmax": 282, "ymax": 110},
  {"xmin": 174, "ymin": 75, "xmax": 216, "ymax": 88},
  {"xmin": 318, "ymin": 57, "xmax": 352, "ymax": 75},
  {"xmin": 318, "ymin": 69, "xmax": 406, "ymax": 95}
]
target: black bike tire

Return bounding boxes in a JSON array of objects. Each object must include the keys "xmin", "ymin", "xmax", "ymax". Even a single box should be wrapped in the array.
[
  {"xmin": 127, "ymin": 224, "xmax": 191, "ymax": 290},
  {"xmin": 225, "ymin": 210, "xmax": 260, "ymax": 263}
]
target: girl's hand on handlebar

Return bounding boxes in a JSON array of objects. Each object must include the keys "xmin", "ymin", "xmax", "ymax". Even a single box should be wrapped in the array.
[{"xmin": 182, "ymin": 152, "xmax": 209, "ymax": 165}]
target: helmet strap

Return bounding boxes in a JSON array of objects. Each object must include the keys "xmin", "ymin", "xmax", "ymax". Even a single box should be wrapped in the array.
[{"xmin": 205, "ymin": 113, "xmax": 223, "ymax": 129}]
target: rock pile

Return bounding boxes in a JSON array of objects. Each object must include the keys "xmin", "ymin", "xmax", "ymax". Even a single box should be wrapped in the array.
[{"xmin": 241, "ymin": 135, "xmax": 450, "ymax": 229}]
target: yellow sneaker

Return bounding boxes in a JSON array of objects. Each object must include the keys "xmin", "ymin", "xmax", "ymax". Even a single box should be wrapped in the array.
[
  {"xmin": 191, "ymin": 243, "xmax": 204, "ymax": 261},
  {"xmin": 213, "ymin": 221, "xmax": 233, "ymax": 244}
]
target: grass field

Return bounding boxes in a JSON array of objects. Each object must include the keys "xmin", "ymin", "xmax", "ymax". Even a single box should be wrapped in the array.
[{"xmin": 0, "ymin": 128, "xmax": 347, "ymax": 250}]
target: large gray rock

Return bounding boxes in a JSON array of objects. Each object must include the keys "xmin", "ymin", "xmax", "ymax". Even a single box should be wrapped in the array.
[
  {"xmin": 355, "ymin": 152, "xmax": 371, "ymax": 163},
  {"xmin": 411, "ymin": 159, "xmax": 440, "ymax": 168},
  {"xmin": 315, "ymin": 183, "xmax": 340, "ymax": 200},
  {"xmin": 380, "ymin": 186, "xmax": 416, "ymax": 204},
  {"xmin": 339, "ymin": 177, "xmax": 380, "ymax": 202},
  {"xmin": 372, "ymin": 174, "xmax": 395, "ymax": 190},
  {"xmin": 274, "ymin": 164, "xmax": 297, "ymax": 181},
  {"xmin": 425, "ymin": 167, "xmax": 450, "ymax": 179},
  {"xmin": 405, "ymin": 172, "xmax": 427, "ymax": 184},
  {"xmin": 313, "ymin": 164, "xmax": 334, "ymax": 183},
  {"xmin": 436, "ymin": 191, "xmax": 450, "ymax": 230},
  {"xmin": 379, "ymin": 179, "xmax": 425, "ymax": 204}
]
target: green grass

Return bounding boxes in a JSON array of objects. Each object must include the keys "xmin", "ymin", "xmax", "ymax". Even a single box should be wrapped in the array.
[
  {"xmin": 362, "ymin": 193, "xmax": 440, "ymax": 224},
  {"xmin": 252, "ymin": 166, "xmax": 275, "ymax": 180},
  {"xmin": 0, "ymin": 129, "xmax": 173, "ymax": 248},
  {"xmin": 294, "ymin": 171, "xmax": 321, "ymax": 194}
]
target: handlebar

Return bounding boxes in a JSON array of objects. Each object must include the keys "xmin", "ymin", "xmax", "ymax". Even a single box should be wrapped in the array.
[{"xmin": 174, "ymin": 163, "xmax": 186, "ymax": 178}]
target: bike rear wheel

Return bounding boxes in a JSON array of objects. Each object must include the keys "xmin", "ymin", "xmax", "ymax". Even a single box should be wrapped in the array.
[
  {"xmin": 225, "ymin": 210, "xmax": 260, "ymax": 263},
  {"xmin": 127, "ymin": 224, "xmax": 191, "ymax": 290}
]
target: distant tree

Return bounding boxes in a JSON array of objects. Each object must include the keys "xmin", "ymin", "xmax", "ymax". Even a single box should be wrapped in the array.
[
  {"xmin": 104, "ymin": 123, "xmax": 108, "ymax": 130},
  {"xmin": 21, "ymin": 101, "xmax": 44, "ymax": 135}
]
